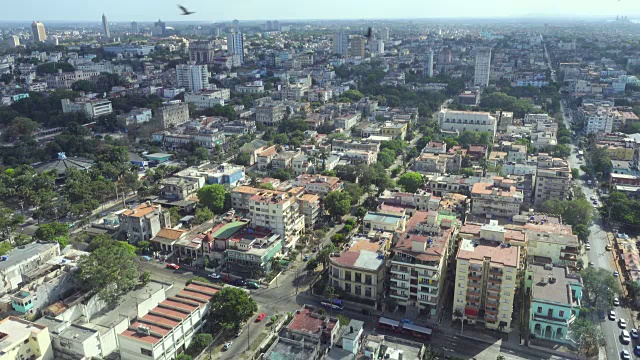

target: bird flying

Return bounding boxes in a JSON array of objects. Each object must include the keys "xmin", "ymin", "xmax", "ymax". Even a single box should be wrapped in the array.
[
  {"xmin": 365, "ymin": 27, "xmax": 373, "ymax": 39},
  {"xmin": 178, "ymin": 5, "xmax": 195, "ymax": 15}
]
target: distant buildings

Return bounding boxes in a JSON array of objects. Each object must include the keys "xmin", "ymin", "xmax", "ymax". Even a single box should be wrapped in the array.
[
  {"xmin": 154, "ymin": 101, "xmax": 189, "ymax": 129},
  {"xmin": 101, "ymin": 14, "xmax": 110, "ymax": 38},
  {"xmin": 227, "ymin": 32, "xmax": 244, "ymax": 64},
  {"xmin": 31, "ymin": 21, "xmax": 46, "ymax": 42},
  {"xmin": 470, "ymin": 177, "xmax": 524, "ymax": 219},
  {"xmin": 534, "ymin": 154, "xmax": 572, "ymax": 206},
  {"xmin": 349, "ymin": 36, "xmax": 366, "ymax": 58},
  {"xmin": 4, "ymin": 35, "xmax": 20, "ymax": 48},
  {"xmin": 437, "ymin": 109, "xmax": 497, "ymax": 137},
  {"xmin": 130, "ymin": 21, "xmax": 139, "ymax": 34},
  {"xmin": 119, "ymin": 203, "xmax": 168, "ymax": 243},
  {"xmin": 189, "ymin": 40, "xmax": 215, "ymax": 64},
  {"xmin": 61, "ymin": 98, "xmax": 113, "ymax": 118},
  {"xmin": 184, "ymin": 89, "xmax": 230, "ymax": 109},
  {"xmin": 426, "ymin": 50, "xmax": 434, "ymax": 78},
  {"xmin": 333, "ymin": 30, "xmax": 348, "ymax": 55},
  {"xmin": 176, "ymin": 63, "xmax": 210, "ymax": 92},
  {"xmin": 473, "ymin": 48, "xmax": 491, "ymax": 87}
]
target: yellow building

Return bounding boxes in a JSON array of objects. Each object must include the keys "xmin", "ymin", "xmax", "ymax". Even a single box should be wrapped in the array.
[
  {"xmin": 0, "ymin": 316, "xmax": 54, "ymax": 360},
  {"xmin": 453, "ymin": 237, "xmax": 521, "ymax": 332},
  {"xmin": 607, "ymin": 145, "xmax": 634, "ymax": 161},
  {"xmin": 381, "ymin": 122, "xmax": 408, "ymax": 140}
]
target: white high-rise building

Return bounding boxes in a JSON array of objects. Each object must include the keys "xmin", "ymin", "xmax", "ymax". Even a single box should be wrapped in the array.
[
  {"xmin": 371, "ymin": 39, "xmax": 385, "ymax": 55},
  {"xmin": 426, "ymin": 50, "xmax": 434, "ymax": 78},
  {"xmin": 31, "ymin": 21, "xmax": 46, "ymax": 42},
  {"xmin": 333, "ymin": 30, "xmax": 348, "ymax": 55},
  {"xmin": 227, "ymin": 32, "xmax": 244, "ymax": 64},
  {"xmin": 473, "ymin": 48, "xmax": 491, "ymax": 87},
  {"xmin": 176, "ymin": 63, "xmax": 211, "ymax": 92},
  {"xmin": 102, "ymin": 14, "xmax": 110, "ymax": 38}
]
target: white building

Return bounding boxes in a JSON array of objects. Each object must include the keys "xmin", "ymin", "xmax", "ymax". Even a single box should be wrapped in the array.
[
  {"xmin": 176, "ymin": 63, "xmax": 210, "ymax": 92},
  {"xmin": 184, "ymin": 89, "xmax": 230, "ymax": 109},
  {"xmin": 426, "ymin": 50, "xmax": 434, "ymax": 78},
  {"xmin": 227, "ymin": 32, "xmax": 244, "ymax": 64},
  {"xmin": 333, "ymin": 30, "xmax": 348, "ymax": 55},
  {"xmin": 437, "ymin": 109, "xmax": 497, "ymax": 137},
  {"xmin": 473, "ymin": 48, "xmax": 491, "ymax": 87},
  {"xmin": 61, "ymin": 98, "xmax": 113, "ymax": 118},
  {"xmin": 248, "ymin": 190, "xmax": 305, "ymax": 247}
]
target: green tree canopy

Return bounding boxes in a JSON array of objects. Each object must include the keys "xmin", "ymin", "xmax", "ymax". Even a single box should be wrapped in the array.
[
  {"xmin": 197, "ymin": 184, "xmax": 229, "ymax": 214},
  {"xmin": 34, "ymin": 222, "xmax": 69, "ymax": 241},
  {"xmin": 77, "ymin": 240, "xmax": 140, "ymax": 304},
  {"xmin": 324, "ymin": 191, "xmax": 352, "ymax": 219},
  {"xmin": 398, "ymin": 172, "xmax": 423, "ymax": 193},
  {"xmin": 208, "ymin": 287, "xmax": 258, "ymax": 329},
  {"xmin": 541, "ymin": 198, "xmax": 593, "ymax": 227},
  {"xmin": 580, "ymin": 267, "xmax": 622, "ymax": 314}
]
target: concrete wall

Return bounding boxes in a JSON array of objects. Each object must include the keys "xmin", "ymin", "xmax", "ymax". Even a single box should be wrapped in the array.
[{"xmin": 137, "ymin": 285, "xmax": 168, "ymax": 318}]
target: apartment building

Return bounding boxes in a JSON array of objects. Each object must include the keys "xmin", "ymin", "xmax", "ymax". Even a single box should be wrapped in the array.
[
  {"xmin": 154, "ymin": 101, "xmax": 189, "ymax": 129},
  {"xmin": 118, "ymin": 282, "xmax": 219, "ymax": 360},
  {"xmin": 46, "ymin": 70, "xmax": 99, "ymax": 89},
  {"xmin": 329, "ymin": 249, "xmax": 385, "ymax": 308},
  {"xmin": 380, "ymin": 122, "xmax": 408, "ymax": 140},
  {"xmin": 470, "ymin": 177, "xmax": 524, "ymax": 219},
  {"xmin": 342, "ymin": 149, "xmax": 377, "ymax": 165},
  {"xmin": 0, "ymin": 317, "xmax": 53, "ymax": 360},
  {"xmin": 0, "ymin": 242, "xmax": 60, "ymax": 295},
  {"xmin": 473, "ymin": 48, "xmax": 492, "ymax": 87},
  {"xmin": 291, "ymin": 174, "xmax": 343, "ymax": 197},
  {"xmin": 184, "ymin": 89, "xmax": 230, "ymax": 109},
  {"xmin": 297, "ymin": 194, "xmax": 320, "ymax": 229},
  {"xmin": 525, "ymin": 227, "xmax": 580, "ymax": 268},
  {"xmin": 437, "ymin": 109, "xmax": 497, "ymax": 137},
  {"xmin": 256, "ymin": 103, "xmax": 286, "ymax": 126},
  {"xmin": 176, "ymin": 63, "xmax": 210, "ymax": 92},
  {"xmin": 453, "ymin": 235, "xmax": 521, "ymax": 332},
  {"xmin": 526, "ymin": 264, "xmax": 583, "ymax": 343},
  {"xmin": 334, "ymin": 113, "xmax": 361, "ymax": 131},
  {"xmin": 159, "ymin": 177, "xmax": 199, "ymax": 200},
  {"xmin": 534, "ymin": 154, "xmax": 572, "ymax": 206},
  {"xmin": 61, "ymin": 98, "xmax": 113, "ymax": 118},
  {"xmin": 248, "ymin": 190, "xmax": 305, "ymax": 247},
  {"xmin": 225, "ymin": 229, "xmax": 283, "ymax": 274},
  {"xmin": 188, "ymin": 40, "xmax": 215, "ymax": 64},
  {"xmin": 119, "ymin": 203, "xmax": 168, "ymax": 243},
  {"xmin": 285, "ymin": 305, "xmax": 340, "ymax": 347},
  {"xmin": 390, "ymin": 211, "xmax": 457, "ymax": 317},
  {"xmin": 363, "ymin": 212, "xmax": 406, "ymax": 233},
  {"xmin": 230, "ymin": 186, "xmax": 261, "ymax": 211},
  {"xmin": 331, "ymin": 139, "xmax": 380, "ymax": 154},
  {"xmin": 377, "ymin": 190, "xmax": 440, "ymax": 215}
]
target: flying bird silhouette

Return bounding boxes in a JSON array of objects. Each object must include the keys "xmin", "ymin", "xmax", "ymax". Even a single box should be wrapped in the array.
[
  {"xmin": 365, "ymin": 27, "xmax": 373, "ymax": 40},
  {"xmin": 178, "ymin": 5, "xmax": 195, "ymax": 15}
]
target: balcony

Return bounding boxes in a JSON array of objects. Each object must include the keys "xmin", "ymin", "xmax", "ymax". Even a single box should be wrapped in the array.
[
  {"xmin": 532, "ymin": 313, "xmax": 570, "ymax": 325},
  {"xmin": 468, "ymin": 281, "xmax": 482, "ymax": 288},
  {"xmin": 488, "ymin": 277, "xmax": 502, "ymax": 284},
  {"xmin": 562, "ymin": 247, "xmax": 579, "ymax": 255},
  {"xmin": 466, "ymin": 294, "xmax": 481, "ymax": 302},
  {"xmin": 489, "ymin": 268, "xmax": 503, "ymax": 276},
  {"xmin": 469, "ymin": 265, "xmax": 483, "ymax": 272},
  {"xmin": 487, "ymin": 292, "xmax": 500, "ymax": 300},
  {"xmin": 390, "ymin": 291, "xmax": 409, "ymax": 299},
  {"xmin": 468, "ymin": 274, "xmax": 482, "ymax": 281},
  {"xmin": 485, "ymin": 308, "xmax": 499, "ymax": 315},
  {"xmin": 391, "ymin": 266, "xmax": 410, "ymax": 275},
  {"xmin": 485, "ymin": 313, "xmax": 497, "ymax": 322},
  {"xmin": 487, "ymin": 284, "xmax": 500, "ymax": 291}
]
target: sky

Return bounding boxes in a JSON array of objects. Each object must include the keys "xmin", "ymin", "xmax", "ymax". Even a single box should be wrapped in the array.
[{"xmin": 3, "ymin": 0, "xmax": 640, "ymax": 22}]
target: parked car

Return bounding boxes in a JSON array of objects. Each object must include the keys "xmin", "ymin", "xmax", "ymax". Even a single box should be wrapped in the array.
[
  {"xmin": 622, "ymin": 349, "xmax": 631, "ymax": 360},
  {"xmin": 588, "ymin": 262, "xmax": 595, "ymax": 267},
  {"xmin": 232, "ymin": 279, "xmax": 247, "ymax": 287},
  {"xmin": 304, "ymin": 255, "xmax": 310, "ymax": 261},
  {"xmin": 621, "ymin": 330, "xmax": 631, "ymax": 344},
  {"xmin": 235, "ymin": 329, "xmax": 242, "ymax": 337},
  {"xmin": 614, "ymin": 271, "xmax": 620, "ymax": 278},
  {"xmin": 166, "ymin": 263, "xmax": 179, "ymax": 270},
  {"xmin": 247, "ymin": 282, "xmax": 260, "ymax": 289},
  {"xmin": 256, "ymin": 313, "xmax": 266, "ymax": 322},
  {"xmin": 634, "ymin": 346, "xmax": 640, "ymax": 356},
  {"xmin": 223, "ymin": 342, "xmax": 233, "ymax": 350},
  {"xmin": 610, "ymin": 311, "xmax": 617, "ymax": 320},
  {"xmin": 620, "ymin": 318, "xmax": 627, "ymax": 329},
  {"xmin": 614, "ymin": 297, "xmax": 620, "ymax": 306},
  {"xmin": 606, "ymin": 245, "xmax": 613, "ymax": 251},
  {"xmin": 208, "ymin": 273, "xmax": 221, "ymax": 279},
  {"xmin": 585, "ymin": 244, "xmax": 591, "ymax": 251},
  {"xmin": 631, "ymin": 328, "xmax": 639, "ymax": 339},
  {"xmin": 312, "ymin": 247, "xmax": 318, "ymax": 253}
]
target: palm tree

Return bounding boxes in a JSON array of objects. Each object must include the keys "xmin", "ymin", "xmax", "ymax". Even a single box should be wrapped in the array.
[{"xmin": 319, "ymin": 149, "xmax": 329, "ymax": 171}]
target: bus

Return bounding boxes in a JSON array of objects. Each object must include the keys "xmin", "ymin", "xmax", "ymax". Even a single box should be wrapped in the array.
[
  {"xmin": 402, "ymin": 323, "xmax": 433, "ymax": 340},
  {"xmin": 321, "ymin": 299, "xmax": 344, "ymax": 311},
  {"xmin": 378, "ymin": 317, "xmax": 401, "ymax": 332}
]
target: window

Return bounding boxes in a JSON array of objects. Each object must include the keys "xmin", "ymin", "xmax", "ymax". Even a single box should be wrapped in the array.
[
  {"xmin": 365, "ymin": 287, "xmax": 372, "ymax": 298},
  {"xmin": 537, "ymin": 307, "xmax": 542, "ymax": 313},
  {"xmin": 559, "ymin": 310, "xmax": 565, "ymax": 317},
  {"xmin": 141, "ymin": 348, "xmax": 153, "ymax": 357},
  {"xmin": 505, "ymin": 276, "xmax": 512, "ymax": 280}
]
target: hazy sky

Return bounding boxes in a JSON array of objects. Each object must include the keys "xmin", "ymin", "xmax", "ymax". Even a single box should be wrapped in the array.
[{"xmin": 4, "ymin": 0, "xmax": 640, "ymax": 22}]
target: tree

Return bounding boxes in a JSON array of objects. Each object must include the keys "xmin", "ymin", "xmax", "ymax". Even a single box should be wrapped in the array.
[
  {"xmin": 569, "ymin": 318, "xmax": 602, "ymax": 357},
  {"xmin": 71, "ymin": 80, "xmax": 98, "ymax": 92},
  {"xmin": 324, "ymin": 191, "xmax": 352, "ymax": 219},
  {"xmin": 306, "ymin": 258, "xmax": 319, "ymax": 272},
  {"xmin": 0, "ymin": 207, "xmax": 24, "ymax": 244},
  {"xmin": 627, "ymin": 281, "xmax": 640, "ymax": 299},
  {"xmin": 398, "ymin": 172, "xmax": 423, "ymax": 193},
  {"xmin": 573, "ymin": 224, "xmax": 590, "ymax": 243},
  {"xmin": 209, "ymin": 287, "xmax": 258, "ymax": 329},
  {"xmin": 197, "ymin": 184, "xmax": 229, "ymax": 214},
  {"xmin": 77, "ymin": 240, "xmax": 140, "ymax": 304},
  {"xmin": 317, "ymin": 243, "xmax": 338, "ymax": 269},
  {"xmin": 195, "ymin": 206, "xmax": 214, "ymax": 225},
  {"xmin": 377, "ymin": 149, "xmax": 397, "ymax": 168},
  {"xmin": 34, "ymin": 222, "xmax": 69, "ymax": 241},
  {"xmin": 3, "ymin": 117, "xmax": 39, "ymax": 141},
  {"xmin": 459, "ymin": 168, "xmax": 475, "ymax": 177},
  {"xmin": 552, "ymin": 144, "xmax": 571, "ymax": 158},
  {"xmin": 235, "ymin": 152, "xmax": 251, "ymax": 166},
  {"xmin": 580, "ymin": 267, "xmax": 622, "ymax": 314},
  {"xmin": 541, "ymin": 198, "xmax": 593, "ymax": 227},
  {"xmin": 343, "ymin": 183, "xmax": 364, "ymax": 206},
  {"xmin": 355, "ymin": 206, "xmax": 367, "ymax": 219},
  {"xmin": 571, "ymin": 168, "xmax": 580, "ymax": 180},
  {"xmin": 272, "ymin": 168, "xmax": 292, "ymax": 181},
  {"xmin": 189, "ymin": 333, "xmax": 213, "ymax": 353},
  {"xmin": 331, "ymin": 233, "xmax": 345, "ymax": 244},
  {"xmin": 176, "ymin": 355, "xmax": 193, "ymax": 360}
]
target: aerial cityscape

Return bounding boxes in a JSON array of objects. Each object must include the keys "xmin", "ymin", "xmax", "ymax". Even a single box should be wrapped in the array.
[{"xmin": 1, "ymin": 2, "xmax": 640, "ymax": 360}]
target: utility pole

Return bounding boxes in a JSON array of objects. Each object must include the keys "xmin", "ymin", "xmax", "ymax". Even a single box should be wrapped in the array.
[{"xmin": 246, "ymin": 321, "xmax": 250, "ymax": 351}]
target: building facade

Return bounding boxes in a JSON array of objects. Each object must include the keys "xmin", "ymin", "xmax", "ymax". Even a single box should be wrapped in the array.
[
  {"xmin": 189, "ymin": 40, "xmax": 215, "ymax": 64},
  {"xmin": 473, "ymin": 48, "xmax": 491, "ymax": 87},
  {"xmin": 176, "ymin": 63, "xmax": 210, "ymax": 92},
  {"xmin": 154, "ymin": 101, "xmax": 189, "ymax": 129},
  {"xmin": 438, "ymin": 109, "xmax": 497, "ymax": 137}
]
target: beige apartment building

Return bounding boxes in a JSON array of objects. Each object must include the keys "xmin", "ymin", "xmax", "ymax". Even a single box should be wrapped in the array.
[
  {"xmin": 453, "ymin": 229, "xmax": 521, "ymax": 332},
  {"xmin": 534, "ymin": 154, "xmax": 572, "ymax": 206},
  {"xmin": 471, "ymin": 177, "xmax": 524, "ymax": 219},
  {"xmin": 329, "ymin": 249, "xmax": 385, "ymax": 309},
  {"xmin": 249, "ymin": 190, "xmax": 305, "ymax": 247}
]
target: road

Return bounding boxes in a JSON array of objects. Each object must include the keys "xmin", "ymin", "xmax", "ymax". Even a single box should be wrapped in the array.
[{"xmin": 558, "ymin": 92, "xmax": 632, "ymax": 360}]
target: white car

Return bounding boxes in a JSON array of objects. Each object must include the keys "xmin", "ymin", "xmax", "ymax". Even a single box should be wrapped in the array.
[
  {"xmin": 620, "ymin": 318, "xmax": 627, "ymax": 329},
  {"xmin": 622, "ymin": 349, "xmax": 631, "ymax": 360},
  {"xmin": 208, "ymin": 273, "xmax": 221, "ymax": 279},
  {"xmin": 223, "ymin": 342, "xmax": 233, "ymax": 350},
  {"xmin": 614, "ymin": 297, "xmax": 620, "ymax": 306},
  {"xmin": 610, "ymin": 311, "xmax": 617, "ymax": 320},
  {"xmin": 621, "ymin": 330, "xmax": 631, "ymax": 344},
  {"xmin": 585, "ymin": 244, "xmax": 591, "ymax": 251}
]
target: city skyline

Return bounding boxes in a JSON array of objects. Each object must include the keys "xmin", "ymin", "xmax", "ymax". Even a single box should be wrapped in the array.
[{"xmin": 2, "ymin": 0, "xmax": 640, "ymax": 22}]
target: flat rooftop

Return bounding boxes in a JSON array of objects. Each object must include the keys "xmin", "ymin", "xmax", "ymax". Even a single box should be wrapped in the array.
[
  {"xmin": 457, "ymin": 238, "xmax": 520, "ymax": 268},
  {"xmin": 530, "ymin": 263, "xmax": 581, "ymax": 305},
  {"xmin": 330, "ymin": 250, "xmax": 384, "ymax": 272},
  {"xmin": 211, "ymin": 221, "xmax": 248, "ymax": 239},
  {"xmin": 0, "ymin": 317, "xmax": 47, "ymax": 351},
  {"xmin": 0, "ymin": 242, "xmax": 58, "ymax": 271}
]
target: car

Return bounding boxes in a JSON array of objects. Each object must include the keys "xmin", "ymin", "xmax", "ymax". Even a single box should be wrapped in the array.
[
  {"xmin": 614, "ymin": 271, "xmax": 620, "ymax": 277},
  {"xmin": 614, "ymin": 297, "xmax": 620, "ymax": 306},
  {"xmin": 606, "ymin": 245, "xmax": 613, "ymax": 251},
  {"xmin": 166, "ymin": 263, "xmax": 179, "ymax": 270},
  {"xmin": 632, "ymin": 328, "xmax": 639, "ymax": 339},
  {"xmin": 304, "ymin": 255, "xmax": 310, "ymax": 261},
  {"xmin": 593, "ymin": 199, "xmax": 599, "ymax": 205},
  {"xmin": 223, "ymin": 342, "xmax": 233, "ymax": 350},
  {"xmin": 588, "ymin": 262, "xmax": 595, "ymax": 267},
  {"xmin": 610, "ymin": 311, "xmax": 617, "ymax": 320},
  {"xmin": 590, "ymin": 195, "xmax": 596, "ymax": 200},
  {"xmin": 235, "ymin": 329, "xmax": 243, "ymax": 337},
  {"xmin": 634, "ymin": 346, "xmax": 640, "ymax": 356},
  {"xmin": 208, "ymin": 273, "xmax": 221, "ymax": 279},
  {"xmin": 620, "ymin": 319, "xmax": 628, "ymax": 329},
  {"xmin": 256, "ymin": 313, "xmax": 266, "ymax": 322},
  {"xmin": 585, "ymin": 244, "xmax": 591, "ymax": 251},
  {"xmin": 247, "ymin": 281, "xmax": 260, "ymax": 289},
  {"xmin": 312, "ymin": 247, "xmax": 318, "ymax": 253},
  {"xmin": 232, "ymin": 279, "xmax": 247, "ymax": 287},
  {"xmin": 622, "ymin": 349, "xmax": 631, "ymax": 360},
  {"xmin": 622, "ymin": 330, "xmax": 631, "ymax": 344}
]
